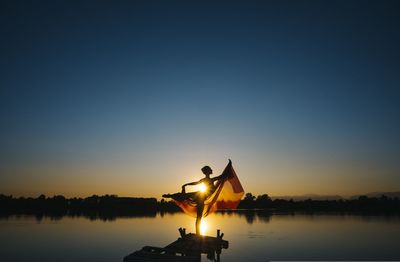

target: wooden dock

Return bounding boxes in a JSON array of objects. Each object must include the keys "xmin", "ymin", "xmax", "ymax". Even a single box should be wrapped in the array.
[{"xmin": 124, "ymin": 228, "xmax": 229, "ymax": 261}]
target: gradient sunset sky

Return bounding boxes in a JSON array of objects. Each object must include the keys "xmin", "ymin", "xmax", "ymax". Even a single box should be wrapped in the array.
[{"xmin": 1, "ymin": 0, "xmax": 399, "ymax": 198}]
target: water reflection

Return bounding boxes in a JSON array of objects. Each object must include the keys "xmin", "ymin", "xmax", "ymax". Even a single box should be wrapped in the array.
[
  {"xmin": 2, "ymin": 210, "xmax": 400, "ymax": 225},
  {"xmin": 1, "ymin": 210, "xmax": 159, "ymax": 222},
  {"xmin": 1, "ymin": 212, "xmax": 400, "ymax": 261},
  {"xmin": 218, "ymin": 210, "xmax": 272, "ymax": 224},
  {"xmin": 1, "ymin": 209, "xmax": 273, "ymax": 224},
  {"xmin": 200, "ymin": 220, "xmax": 208, "ymax": 235}
]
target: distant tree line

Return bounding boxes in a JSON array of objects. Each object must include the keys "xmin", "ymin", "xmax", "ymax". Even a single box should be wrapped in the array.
[
  {"xmin": 1, "ymin": 193, "xmax": 399, "ymax": 220},
  {"xmin": 238, "ymin": 193, "xmax": 400, "ymax": 213},
  {"xmin": 0, "ymin": 194, "xmax": 178, "ymax": 220}
]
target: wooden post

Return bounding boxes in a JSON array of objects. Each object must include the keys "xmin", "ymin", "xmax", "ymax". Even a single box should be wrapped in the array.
[
  {"xmin": 216, "ymin": 229, "xmax": 224, "ymax": 239},
  {"xmin": 178, "ymin": 227, "xmax": 186, "ymax": 238}
]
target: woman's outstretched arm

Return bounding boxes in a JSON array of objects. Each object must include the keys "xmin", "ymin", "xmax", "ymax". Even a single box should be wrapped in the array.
[
  {"xmin": 211, "ymin": 160, "xmax": 234, "ymax": 182},
  {"xmin": 211, "ymin": 173, "xmax": 229, "ymax": 182}
]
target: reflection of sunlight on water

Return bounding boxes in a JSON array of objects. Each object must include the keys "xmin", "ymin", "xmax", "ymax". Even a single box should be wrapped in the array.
[{"xmin": 200, "ymin": 220, "xmax": 208, "ymax": 235}]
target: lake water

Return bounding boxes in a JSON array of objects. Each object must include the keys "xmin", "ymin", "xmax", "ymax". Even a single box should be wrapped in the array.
[{"xmin": 1, "ymin": 212, "xmax": 399, "ymax": 261}]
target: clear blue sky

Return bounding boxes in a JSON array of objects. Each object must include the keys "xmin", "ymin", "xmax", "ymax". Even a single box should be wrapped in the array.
[{"xmin": 1, "ymin": 0, "xmax": 399, "ymax": 197}]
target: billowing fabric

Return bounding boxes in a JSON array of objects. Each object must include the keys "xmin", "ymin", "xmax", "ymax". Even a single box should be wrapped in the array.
[{"xmin": 172, "ymin": 161, "xmax": 244, "ymax": 218}]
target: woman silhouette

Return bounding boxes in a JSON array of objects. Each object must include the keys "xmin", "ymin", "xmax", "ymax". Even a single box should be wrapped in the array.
[{"xmin": 164, "ymin": 163, "xmax": 231, "ymax": 235}]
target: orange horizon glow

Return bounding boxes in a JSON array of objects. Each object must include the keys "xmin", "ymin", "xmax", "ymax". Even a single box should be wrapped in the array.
[{"xmin": 1, "ymin": 157, "xmax": 399, "ymax": 199}]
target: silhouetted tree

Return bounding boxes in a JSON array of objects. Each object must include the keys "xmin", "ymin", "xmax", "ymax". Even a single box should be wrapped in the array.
[
  {"xmin": 255, "ymin": 194, "xmax": 272, "ymax": 208},
  {"xmin": 1, "ymin": 193, "xmax": 399, "ymax": 218}
]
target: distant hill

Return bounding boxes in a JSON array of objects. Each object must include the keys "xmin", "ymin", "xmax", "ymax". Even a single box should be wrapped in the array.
[
  {"xmin": 271, "ymin": 194, "xmax": 343, "ymax": 201},
  {"xmin": 350, "ymin": 191, "xmax": 400, "ymax": 199}
]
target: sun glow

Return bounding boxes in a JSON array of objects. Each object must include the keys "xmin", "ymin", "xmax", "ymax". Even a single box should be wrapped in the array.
[
  {"xmin": 200, "ymin": 220, "xmax": 208, "ymax": 235},
  {"xmin": 198, "ymin": 183, "xmax": 207, "ymax": 193}
]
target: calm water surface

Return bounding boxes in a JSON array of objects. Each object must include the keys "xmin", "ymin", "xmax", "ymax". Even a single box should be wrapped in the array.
[{"xmin": 1, "ymin": 212, "xmax": 399, "ymax": 261}]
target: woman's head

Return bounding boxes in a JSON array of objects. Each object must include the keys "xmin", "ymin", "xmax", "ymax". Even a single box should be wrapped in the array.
[{"xmin": 201, "ymin": 165, "xmax": 213, "ymax": 175}]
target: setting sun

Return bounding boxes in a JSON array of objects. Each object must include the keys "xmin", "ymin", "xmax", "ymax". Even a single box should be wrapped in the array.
[{"xmin": 198, "ymin": 183, "xmax": 207, "ymax": 193}]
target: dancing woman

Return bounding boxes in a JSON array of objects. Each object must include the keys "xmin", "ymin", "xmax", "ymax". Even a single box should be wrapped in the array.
[{"xmin": 163, "ymin": 161, "xmax": 232, "ymax": 235}]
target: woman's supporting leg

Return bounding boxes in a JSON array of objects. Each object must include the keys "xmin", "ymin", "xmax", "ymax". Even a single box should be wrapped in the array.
[{"xmin": 196, "ymin": 201, "xmax": 204, "ymax": 235}]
